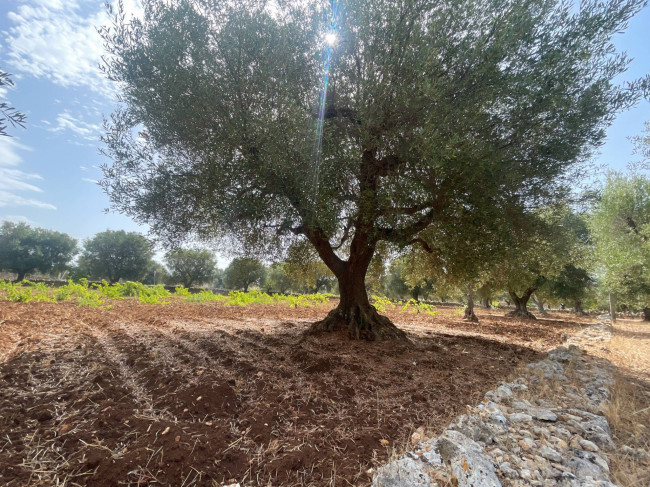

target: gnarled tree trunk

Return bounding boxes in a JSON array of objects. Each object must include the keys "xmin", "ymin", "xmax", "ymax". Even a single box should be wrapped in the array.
[
  {"xmin": 482, "ymin": 297, "xmax": 491, "ymax": 309},
  {"xmin": 308, "ymin": 231, "xmax": 406, "ymax": 341},
  {"xmin": 463, "ymin": 287, "xmax": 479, "ymax": 322},
  {"xmin": 15, "ymin": 271, "xmax": 26, "ymax": 282},
  {"xmin": 531, "ymin": 293, "xmax": 549, "ymax": 317},
  {"xmin": 507, "ymin": 288, "xmax": 537, "ymax": 319},
  {"xmin": 312, "ymin": 263, "xmax": 406, "ymax": 340},
  {"xmin": 642, "ymin": 307, "xmax": 650, "ymax": 322}
]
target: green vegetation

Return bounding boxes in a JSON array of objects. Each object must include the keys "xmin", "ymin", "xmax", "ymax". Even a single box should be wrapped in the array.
[
  {"xmin": 0, "ymin": 69, "xmax": 26, "ymax": 137},
  {"xmin": 165, "ymin": 248, "xmax": 218, "ymax": 288},
  {"xmin": 590, "ymin": 173, "xmax": 650, "ymax": 320},
  {"xmin": 76, "ymin": 230, "xmax": 154, "ymax": 284},
  {"xmin": 0, "ymin": 222, "xmax": 77, "ymax": 281},
  {"xmin": 0, "ymin": 280, "xmax": 329, "ymax": 309},
  {"xmin": 224, "ymin": 258, "xmax": 266, "ymax": 292}
]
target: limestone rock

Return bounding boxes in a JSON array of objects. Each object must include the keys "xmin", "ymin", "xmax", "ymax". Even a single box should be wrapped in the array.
[{"xmin": 372, "ymin": 457, "xmax": 431, "ymax": 487}]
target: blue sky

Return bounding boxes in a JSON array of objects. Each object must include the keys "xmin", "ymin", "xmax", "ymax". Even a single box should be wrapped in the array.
[{"xmin": 1, "ymin": 0, "xmax": 649, "ymax": 252}]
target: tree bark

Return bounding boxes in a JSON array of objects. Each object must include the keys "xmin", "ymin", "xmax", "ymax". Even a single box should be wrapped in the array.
[
  {"xmin": 574, "ymin": 300, "xmax": 586, "ymax": 316},
  {"xmin": 312, "ymin": 262, "xmax": 406, "ymax": 340},
  {"xmin": 642, "ymin": 307, "xmax": 650, "ymax": 322},
  {"xmin": 609, "ymin": 293, "xmax": 617, "ymax": 323},
  {"xmin": 481, "ymin": 297, "xmax": 491, "ymax": 309},
  {"xmin": 531, "ymin": 294, "xmax": 549, "ymax": 317},
  {"xmin": 464, "ymin": 287, "xmax": 479, "ymax": 322},
  {"xmin": 507, "ymin": 288, "xmax": 537, "ymax": 319},
  {"xmin": 16, "ymin": 271, "xmax": 26, "ymax": 282}
]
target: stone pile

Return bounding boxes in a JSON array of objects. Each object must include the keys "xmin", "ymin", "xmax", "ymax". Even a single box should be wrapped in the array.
[{"xmin": 373, "ymin": 324, "xmax": 618, "ymax": 487}]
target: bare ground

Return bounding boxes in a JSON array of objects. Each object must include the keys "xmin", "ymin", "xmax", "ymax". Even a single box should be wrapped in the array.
[{"xmin": 0, "ymin": 300, "xmax": 590, "ymax": 486}]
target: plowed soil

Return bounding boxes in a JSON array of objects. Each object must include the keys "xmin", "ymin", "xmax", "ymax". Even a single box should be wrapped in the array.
[{"xmin": 0, "ymin": 299, "xmax": 589, "ymax": 486}]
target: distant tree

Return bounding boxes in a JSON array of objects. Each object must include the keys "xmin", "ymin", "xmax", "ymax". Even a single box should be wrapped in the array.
[
  {"xmin": 384, "ymin": 256, "xmax": 434, "ymax": 302},
  {"xmin": 264, "ymin": 263, "xmax": 294, "ymax": 294},
  {"xmin": 0, "ymin": 70, "xmax": 26, "ymax": 137},
  {"xmin": 549, "ymin": 265, "xmax": 594, "ymax": 315},
  {"xmin": 224, "ymin": 257, "xmax": 265, "ymax": 292},
  {"xmin": 79, "ymin": 230, "xmax": 154, "ymax": 283},
  {"xmin": 491, "ymin": 207, "xmax": 585, "ymax": 319},
  {"xmin": 0, "ymin": 222, "xmax": 77, "ymax": 281},
  {"xmin": 590, "ymin": 173, "xmax": 650, "ymax": 320},
  {"xmin": 284, "ymin": 242, "xmax": 336, "ymax": 294},
  {"xmin": 213, "ymin": 268, "xmax": 225, "ymax": 289},
  {"xmin": 165, "ymin": 248, "xmax": 217, "ymax": 288},
  {"xmin": 101, "ymin": 0, "xmax": 647, "ymax": 339},
  {"xmin": 143, "ymin": 262, "xmax": 169, "ymax": 285},
  {"xmin": 383, "ymin": 259, "xmax": 411, "ymax": 300}
]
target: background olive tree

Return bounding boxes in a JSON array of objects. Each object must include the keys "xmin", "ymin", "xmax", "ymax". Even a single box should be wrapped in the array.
[
  {"xmin": 224, "ymin": 257, "xmax": 266, "ymax": 292},
  {"xmin": 590, "ymin": 173, "xmax": 650, "ymax": 320},
  {"xmin": 165, "ymin": 248, "xmax": 218, "ymax": 288},
  {"xmin": 0, "ymin": 222, "xmax": 77, "ymax": 281},
  {"xmin": 77, "ymin": 230, "xmax": 154, "ymax": 283}
]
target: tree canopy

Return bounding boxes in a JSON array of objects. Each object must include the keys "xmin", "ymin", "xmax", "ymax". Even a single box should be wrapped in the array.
[
  {"xmin": 224, "ymin": 257, "xmax": 266, "ymax": 291},
  {"xmin": 590, "ymin": 173, "xmax": 650, "ymax": 318},
  {"xmin": 78, "ymin": 230, "xmax": 154, "ymax": 283},
  {"xmin": 165, "ymin": 248, "xmax": 218, "ymax": 287},
  {"xmin": 101, "ymin": 0, "xmax": 648, "ymax": 339},
  {"xmin": 0, "ymin": 222, "xmax": 77, "ymax": 281}
]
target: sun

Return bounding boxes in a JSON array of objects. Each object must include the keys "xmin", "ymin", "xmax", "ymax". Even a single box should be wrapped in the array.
[{"xmin": 325, "ymin": 32, "xmax": 338, "ymax": 46}]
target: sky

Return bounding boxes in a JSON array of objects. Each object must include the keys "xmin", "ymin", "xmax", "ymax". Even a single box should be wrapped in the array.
[{"xmin": 0, "ymin": 0, "xmax": 649, "ymax": 255}]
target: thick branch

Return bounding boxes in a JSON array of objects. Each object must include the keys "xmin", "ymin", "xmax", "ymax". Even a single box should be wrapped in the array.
[{"xmin": 403, "ymin": 238, "xmax": 435, "ymax": 253}]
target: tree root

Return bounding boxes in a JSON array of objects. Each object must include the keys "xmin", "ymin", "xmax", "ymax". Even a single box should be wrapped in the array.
[
  {"xmin": 463, "ymin": 307, "xmax": 479, "ymax": 322},
  {"xmin": 506, "ymin": 309, "xmax": 537, "ymax": 320},
  {"xmin": 310, "ymin": 305, "xmax": 408, "ymax": 341}
]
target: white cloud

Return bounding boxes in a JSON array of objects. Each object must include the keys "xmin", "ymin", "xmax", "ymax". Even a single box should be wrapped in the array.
[
  {"xmin": 1, "ymin": 215, "xmax": 37, "ymax": 225},
  {"xmin": 82, "ymin": 177, "xmax": 98, "ymax": 184},
  {"xmin": 3, "ymin": 0, "xmax": 143, "ymax": 98},
  {"xmin": 0, "ymin": 137, "xmax": 56, "ymax": 210},
  {"xmin": 49, "ymin": 109, "xmax": 102, "ymax": 140}
]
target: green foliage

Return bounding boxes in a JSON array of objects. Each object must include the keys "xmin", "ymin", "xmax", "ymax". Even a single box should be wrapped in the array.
[
  {"xmin": 226, "ymin": 289, "xmax": 329, "ymax": 307},
  {"xmin": 165, "ymin": 248, "xmax": 217, "ymax": 288},
  {"xmin": 0, "ymin": 222, "xmax": 77, "ymax": 280},
  {"xmin": 78, "ymin": 230, "xmax": 154, "ymax": 283},
  {"xmin": 548, "ymin": 264, "xmax": 594, "ymax": 307},
  {"xmin": 224, "ymin": 258, "xmax": 266, "ymax": 292},
  {"xmin": 100, "ymin": 0, "xmax": 647, "ymax": 319},
  {"xmin": 0, "ymin": 69, "xmax": 26, "ymax": 136},
  {"xmin": 590, "ymin": 173, "xmax": 650, "ymax": 310},
  {"xmin": 0, "ymin": 280, "xmax": 51, "ymax": 303},
  {"xmin": 0, "ymin": 279, "xmax": 108, "ymax": 307},
  {"xmin": 284, "ymin": 243, "xmax": 336, "ymax": 294},
  {"xmin": 401, "ymin": 299, "xmax": 439, "ymax": 316},
  {"xmin": 264, "ymin": 263, "xmax": 294, "ymax": 294},
  {"xmin": 174, "ymin": 285, "xmax": 192, "ymax": 296},
  {"xmin": 184, "ymin": 290, "xmax": 228, "ymax": 302},
  {"xmin": 371, "ymin": 295, "xmax": 394, "ymax": 314}
]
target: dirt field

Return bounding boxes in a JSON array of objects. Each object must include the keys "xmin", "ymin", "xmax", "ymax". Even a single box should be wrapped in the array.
[{"xmin": 0, "ymin": 299, "xmax": 590, "ymax": 486}]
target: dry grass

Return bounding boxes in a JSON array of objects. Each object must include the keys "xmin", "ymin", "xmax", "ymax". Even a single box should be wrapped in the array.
[
  {"xmin": 603, "ymin": 373, "xmax": 650, "ymax": 487},
  {"xmin": 580, "ymin": 318, "xmax": 650, "ymax": 487}
]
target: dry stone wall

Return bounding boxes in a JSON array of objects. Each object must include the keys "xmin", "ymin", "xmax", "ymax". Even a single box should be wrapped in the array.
[{"xmin": 373, "ymin": 323, "xmax": 617, "ymax": 487}]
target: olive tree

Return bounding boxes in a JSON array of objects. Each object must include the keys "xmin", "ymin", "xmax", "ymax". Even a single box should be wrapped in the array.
[
  {"xmin": 0, "ymin": 222, "xmax": 77, "ymax": 281},
  {"xmin": 165, "ymin": 248, "xmax": 217, "ymax": 287},
  {"xmin": 79, "ymin": 230, "xmax": 154, "ymax": 283},
  {"xmin": 100, "ymin": 0, "xmax": 647, "ymax": 339},
  {"xmin": 590, "ymin": 173, "xmax": 650, "ymax": 320},
  {"xmin": 224, "ymin": 257, "xmax": 266, "ymax": 291}
]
